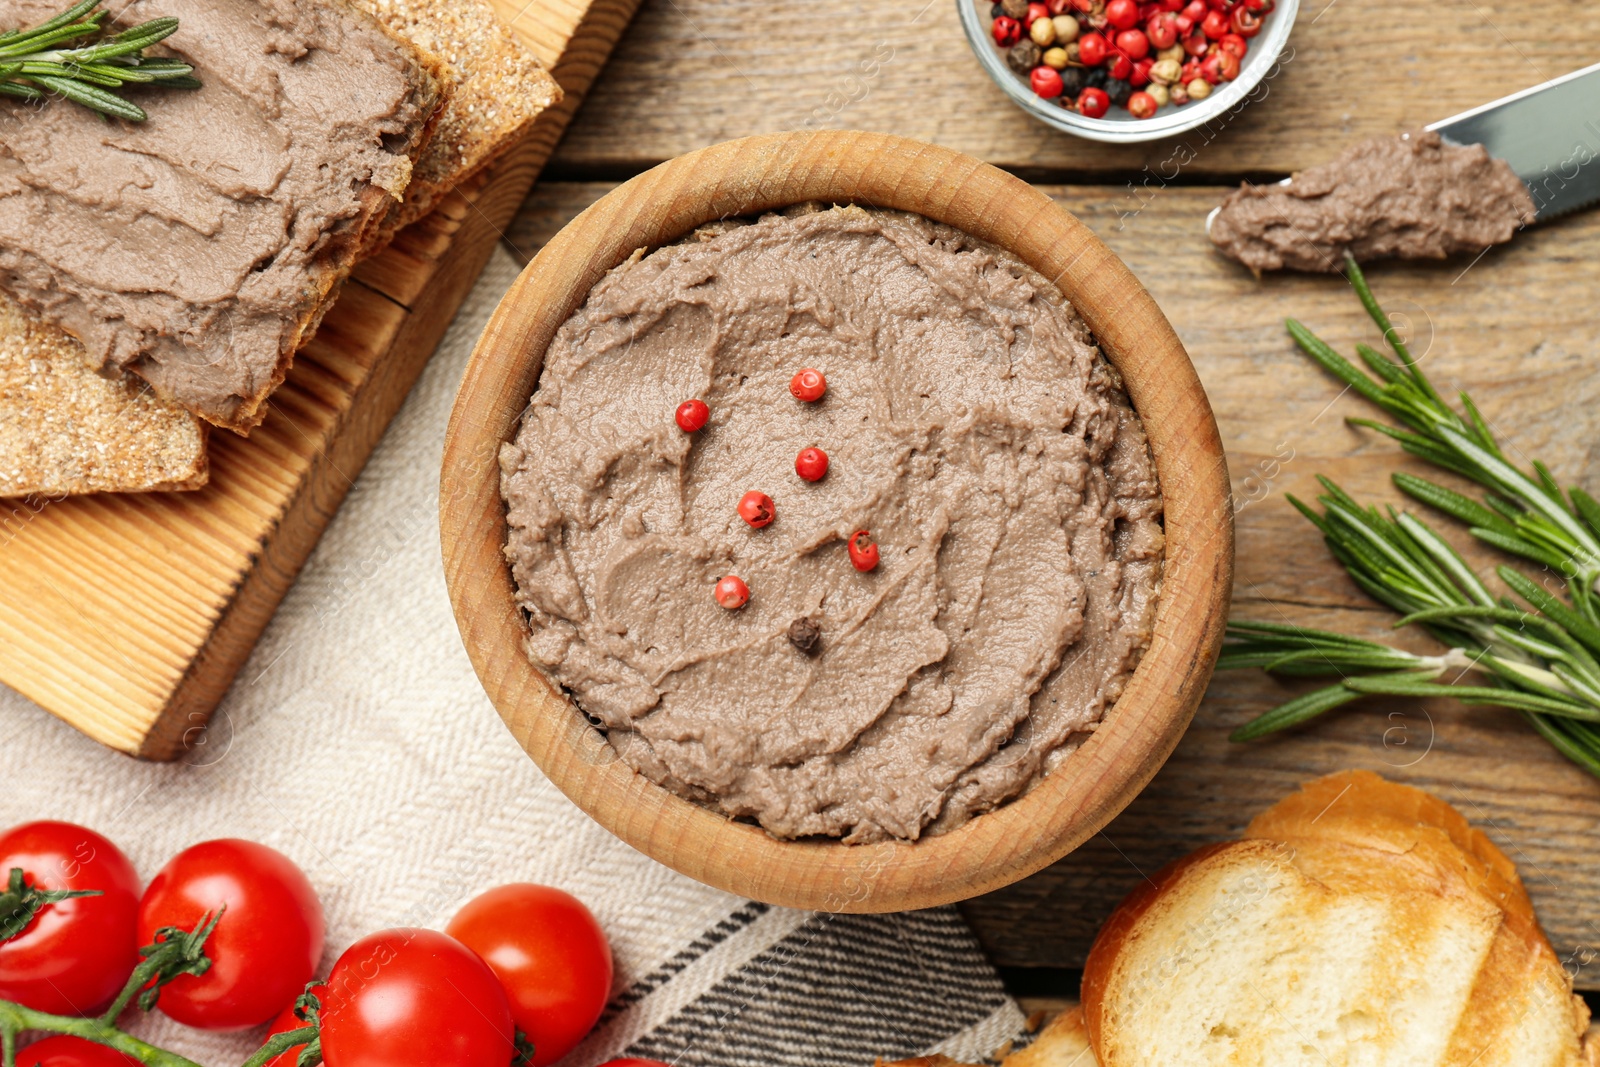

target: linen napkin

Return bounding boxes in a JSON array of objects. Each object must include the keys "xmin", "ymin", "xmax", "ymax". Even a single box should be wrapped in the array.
[{"xmin": 0, "ymin": 248, "xmax": 1026, "ymax": 1067}]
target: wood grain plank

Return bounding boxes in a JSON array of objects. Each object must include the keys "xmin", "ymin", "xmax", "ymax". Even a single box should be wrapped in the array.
[
  {"xmin": 0, "ymin": 0, "xmax": 643, "ymax": 760},
  {"xmin": 505, "ymin": 178, "xmax": 1600, "ymax": 980},
  {"xmin": 547, "ymin": 0, "xmax": 1600, "ymax": 179}
]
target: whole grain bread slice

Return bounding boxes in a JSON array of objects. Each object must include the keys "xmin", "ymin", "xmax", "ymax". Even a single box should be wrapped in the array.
[
  {"xmin": 0, "ymin": 292, "xmax": 207, "ymax": 498},
  {"xmin": 352, "ymin": 0, "xmax": 562, "ymax": 243}
]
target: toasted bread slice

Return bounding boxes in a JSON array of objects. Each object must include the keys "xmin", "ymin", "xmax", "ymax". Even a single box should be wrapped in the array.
[
  {"xmin": 1005, "ymin": 1008, "xmax": 1096, "ymax": 1067},
  {"xmin": 352, "ymin": 0, "xmax": 562, "ymax": 241},
  {"xmin": 1083, "ymin": 772, "xmax": 1589, "ymax": 1067},
  {"xmin": 0, "ymin": 293, "xmax": 206, "ymax": 497}
]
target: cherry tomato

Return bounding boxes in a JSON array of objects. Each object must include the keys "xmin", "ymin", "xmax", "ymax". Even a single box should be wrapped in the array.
[
  {"xmin": 137, "ymin": 840, "xmax": 323, "ymax": 1031},
  {"xmin": 320, "ymin": 929, "xmax": 513, "ymax": 1067},
  {"xmin": 261, "ymin": 985, "xmax": 325, "ymax": 1067},
  {"xmin": 15, "ymin": 1037, "xmax": 140, "ymax": 1067},
  {"xmin": 446, "ymin": 885, "xmax": 614, "ymax": 1067},
  {"xmin": 0, "ymin": 822, "xmax": 140, "ymax": 1016}
]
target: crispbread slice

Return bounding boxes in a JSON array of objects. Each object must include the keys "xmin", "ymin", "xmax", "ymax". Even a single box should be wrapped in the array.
[
  {"xmin": 353, "ymin": 0, "xmax": 562, "ymax": 241},
  {"xmin": 0, "ymin": 292, "xmax": 206, "ymax": 498}
]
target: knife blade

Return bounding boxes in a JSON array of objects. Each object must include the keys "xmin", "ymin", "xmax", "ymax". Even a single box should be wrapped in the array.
[{"xmin": 1428, "ymin": 60, "xmax": 1600, "ymax": 221}]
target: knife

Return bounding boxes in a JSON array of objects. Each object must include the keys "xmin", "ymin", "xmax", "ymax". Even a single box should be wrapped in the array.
[
  {"xmin": 1204, "ymin": 61, "xmax": 1600, "ymax": 235},
  {"xmin": 1428, "ymin": 60, "xmax": 1600, "ymax": 221}
]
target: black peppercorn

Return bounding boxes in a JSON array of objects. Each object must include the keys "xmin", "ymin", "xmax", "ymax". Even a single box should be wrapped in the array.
[
  {"xmin": 1000, "ymin": 0, "xmax": 1029, "ymax": 16},
  {"xmin": 1104, "ymin": 77, "xmax": 1133, "ymax": 106},
  {"xmin": 1084, "ymin": 66, "xmax": 1108, "ymax": 90},
  {"xmin": 787, "ymin": 617, "xmax": 822, "ymax": 656},
  {"xmin": 1057, "ymin": 65, "xmax": 1087, "ymax": 97},
  {"xmin": 992, "ymin": 2, "xmax": 1004, "ymax": 16},
  {"xmin": 1006, "ymin": 40, "xmax": 1042, "ymax": 75}
]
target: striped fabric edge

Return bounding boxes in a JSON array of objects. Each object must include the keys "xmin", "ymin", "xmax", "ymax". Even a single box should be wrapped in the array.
[{"xmin": 612, "ymin": 906, "xmax": 1020, "ymax": 1067}]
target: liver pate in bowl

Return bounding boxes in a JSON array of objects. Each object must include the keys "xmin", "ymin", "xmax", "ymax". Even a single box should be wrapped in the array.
[{"xmin": 441, "ymin": 132, "xmax": 1232, "ymax": 911}]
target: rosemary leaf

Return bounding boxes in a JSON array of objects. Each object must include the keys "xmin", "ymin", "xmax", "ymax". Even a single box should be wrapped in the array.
[
  {"xmin": 1229, "ymin": 683, "xmax": 1371, "ymax": 742},
  {"xmin": 0, "ymin": 1, "xmax": 193, "ymax": 120}
]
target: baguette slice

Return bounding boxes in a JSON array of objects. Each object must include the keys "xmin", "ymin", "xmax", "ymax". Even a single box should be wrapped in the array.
[
  {"xmin": 0, "ymin": 293, "xmax": 206, "ymax": 497},
  {"xmin": 1083, "ymin": 772, "xmax": 1590, "ymax": 1067},
  {"xmin": 1005, "ymin": 1008, "xmax": 1096, "ymax": 1067}
]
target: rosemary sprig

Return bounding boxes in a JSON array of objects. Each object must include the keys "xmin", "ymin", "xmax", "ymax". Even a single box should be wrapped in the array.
[
  {"xmin": 0, "ymin": 0, "xmax": 197, "ymax": 121},
  {"xmin": 1287, "ymin": 255, "xmax": 1600, "ymax": 607},
  {"xmin": 1226, "ymin": 256, "xmax": 1600, "ymax": 781}
]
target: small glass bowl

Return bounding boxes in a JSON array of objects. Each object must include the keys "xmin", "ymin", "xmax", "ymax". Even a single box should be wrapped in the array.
[{"xmin": 957, "ymin": 0, "xmax": 1300, "ymax": 145}]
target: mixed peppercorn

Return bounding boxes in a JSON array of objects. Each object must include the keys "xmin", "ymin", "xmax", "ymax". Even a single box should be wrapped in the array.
[
  {"xmin": 678, "ymin": 367, "xmax": 880, "ymax": 615},
  {"xmin": 987, "ymin": 0, "xmax": 1275, "ymax": 120}
]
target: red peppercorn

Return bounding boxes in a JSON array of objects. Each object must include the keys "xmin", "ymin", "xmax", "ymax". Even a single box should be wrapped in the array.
[
  {"xmin": 1175, "ymin": 13, "xmax": 1193, "ymax": 32},
  {"xmin": 1200, "ymin": 8, "xmax": 1229, "ymax": 37},
  {"xmin": 1025, "ymin": 1, "xmax": 1051, "ymax": 26},
  {"xmin": 1077, "ymin": 86, "xmax": 1110, "ymax": 117},
  {"xmin": 738, "ymin": 490, "xmax": 775, "ymax": 528},
  {"xmin": 848, "ymin": 530, "xmax": 880, "ymax": 572},
  {"xmin": 1130, "ymin": 56, "xmax": 1154, "ymax": 86},
  {"xmin": 1069, "ymin": 0, "xmax": 1094, "ymax": 11},
  {"xmin": 1146, "ymin": 12, "xmax": 1177, "ymax": 48},
  {"xmin": 1217, "ymin": 31, "xmax": 1248, "ymax": 58},
  {"xmin": 1127, "ymin": 90, "xmax": 1159, "ymax": 118},
  {"xmin": 1076, "ymin": 30, "xmax": 1108, "ymax": 65},
  {"xmin": 1180, "ymin": 0, "xmax": 1205, "ymax": 21},
  {"xmin": 1182, "ymin": 29, "xmax": 1208, "ymax": 55},
  {"xmin": 1230, "ymin": 6, "xmax": 1262, "ymax": 35},
  {"xmin": 795, "ymin": 447, "xmax": 829, "ymax": 482},
  {"xmin": 1180, "ymin": 57, "xmax": 1203, "ymax": 82},
  {"xmin": 789, "ymin": 368, "xmax": 827, "ymax": 402},
  {"xmin": 1030, "ymin": 65, "xmax": 1065, "ymax": 98},
  {"xmin": 1104, "ymin": 0, "xmax": 1140, "ymax": 30},
  {"xmin": 1106, "ymin": 50, "xmax": 1132, "ymax": 79},
  {"xmin": 992, "ymin": 15, "xmax": 1022, "ymax": 46},
  {"xmin": 674, "ymin": 399, "xmax": 709, "ymax": 433},
  {"xmin": 714, "ymin": 575, "xmax": 749, "ymax": 610},
  {"xmin": 1046, "ymin": 0, "xmax": 1073, "ymax": 13},
  {"xmin": 1115, "ymin": 28, "xmax": 1149, "ymax": 59}
]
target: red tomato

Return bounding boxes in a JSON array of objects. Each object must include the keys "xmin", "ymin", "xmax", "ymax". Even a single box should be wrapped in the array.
[
  {"xmin": 446, "ymin": 885, "xmax": 614, "ymax": 1067},
  {"xmin": 0, "ymin": 821, "xmax": 140, "ymax": 1016},
  {"xmin": 16, "ymin": 1037, "xmax": 141, "ymax": 1067},
  {"xmin": 261, "ymin": 985, "xmax": 326, "ymax": 1067},
  {"xmin": 320, "ymin": 929, "xmax": 513, "ymax": 1067},
  {"xmin": 136, "ymin": 840, "xmax": 323, "ymax": 1031}
]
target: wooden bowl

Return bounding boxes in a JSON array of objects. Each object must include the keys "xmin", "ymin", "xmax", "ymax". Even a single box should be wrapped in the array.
[{"xmin": 440, "ymin": 131, "xmax": 1233, "ymax": 913}]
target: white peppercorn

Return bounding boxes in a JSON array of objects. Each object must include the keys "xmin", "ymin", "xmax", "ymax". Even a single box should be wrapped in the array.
[
  {"xmin": 1149, "ymin": 58, "xmax": 1182, "ymax": 85},
  {"xmin": 1186, "ymin": 76, "xmax": 1211, "ymax": 100},
  {"xmin": 1042, "ymin": 46, "xmax": 1069, "ymax": 69},
  {"xmin": 1030, "ymin": 16, "xmax": 1057, "ymax": 46},
  {"xmin": 1052, "ymin": 14, "xmax": 1079, "ymax": 42}
]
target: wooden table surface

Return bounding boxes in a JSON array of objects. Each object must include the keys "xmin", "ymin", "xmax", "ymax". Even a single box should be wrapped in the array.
[{"xmin": 506, "ymin": 0, "xmax": 1600, "ymax": 987}]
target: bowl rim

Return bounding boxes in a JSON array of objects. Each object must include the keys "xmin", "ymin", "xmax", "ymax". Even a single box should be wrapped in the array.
[
  {"xmin": 956, "ymin": 0, "xmax": 1301, "ymax": 144},
  {"xmin": 440, "ymin": 131, "xmax": 1233, "ymax": 913}
]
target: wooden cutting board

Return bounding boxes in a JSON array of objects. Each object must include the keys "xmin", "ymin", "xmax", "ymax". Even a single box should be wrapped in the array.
[{"xmin": 0, "ymin": 0, "xmax": 641, "ymax": 759}]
